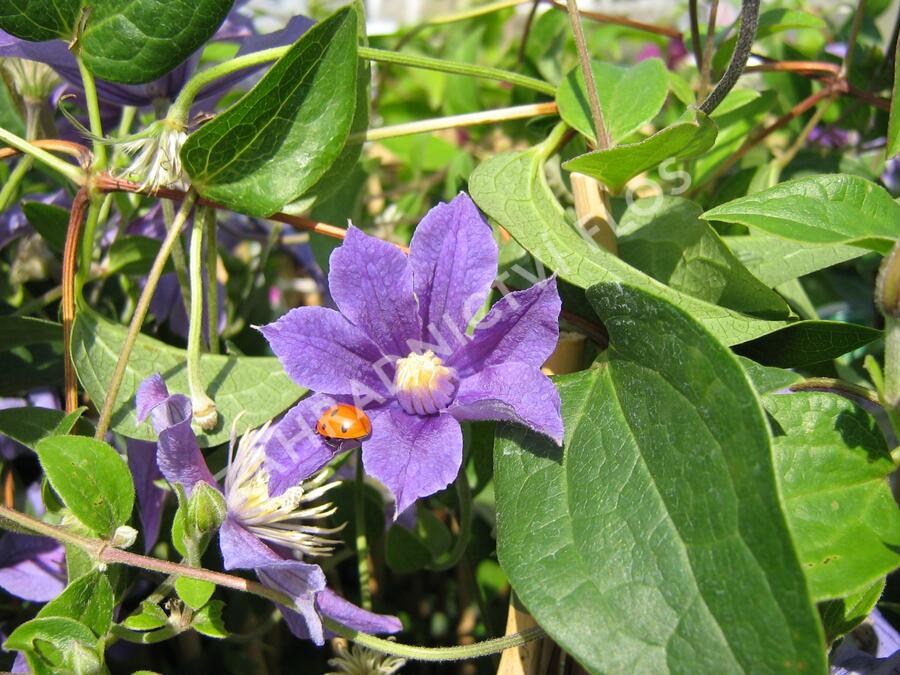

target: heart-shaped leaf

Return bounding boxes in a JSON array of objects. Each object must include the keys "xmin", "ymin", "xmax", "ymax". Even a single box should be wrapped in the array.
[
  {"xmin": 702, "ymin": 174, "xmax": 900, "ymax": 254},
  {"xmin": 181, "ymin": 5, "xmax": 359, "ymax": 216},
  {"xmin": 494, "ymin": 282, "xmax": 825, "ymax": 674}
]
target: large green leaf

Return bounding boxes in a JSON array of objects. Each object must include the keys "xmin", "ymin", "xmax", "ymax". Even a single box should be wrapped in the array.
[
  {"xmin": 35, "ymin": 435, "xmax": 134, "ymax": 537},
  {"xmin": 556, "ymin": 58, "xmax": 668, "ymax": 145},
  {"xmin": 181, "ymin": 6, "xmax": 358, "ymax": 217},
  {"xmin": 0, "ymin": 0, "xmax": 80, "ymax": 42},
  {"xmin": 703, "ymin": 175, "xmax": 900, "ymax": 254},
  {"xmin": 469, "ymin": 145, "xmax": 795, "ymax": 346},
  {"xmin": 495, "ymin": 282, "xmax": 825, "ymax": 674},
  {"xmin": 618, "ymin": 196, "xmax": 790, "ymax": 318},
  {"xmin": 725, "ymin": 236, "xmax": 867, "ymax": 287},
  {"xmin": 765, "ymin": 392, "xmax": 900, "ymax": 601},
  {"xmin": 0, "ymin": 406, "xmax": 83, "ymax": 450},
  {"xmin": 562, "ymin": 111, "xmax": 717, "ymax": 193},
  {"xmin": 71, "ymin": 309, "xmax": 303, "ymax": 446},
  {"xmin": 0, "ymin": 317, "xmax": 61, "ymax": 349}
]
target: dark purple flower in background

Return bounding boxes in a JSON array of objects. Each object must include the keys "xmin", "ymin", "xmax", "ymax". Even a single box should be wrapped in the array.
[
  {"xmin": 136, "ymin": 375, "xmax": 401, "ymax": 644},
  {"xmin": 260, "ymin": 193, "xmax": 563, "ymax": 516},
  {"xmin": 636, "ymin": 37, "xmax": 688, "ymax": 69}
]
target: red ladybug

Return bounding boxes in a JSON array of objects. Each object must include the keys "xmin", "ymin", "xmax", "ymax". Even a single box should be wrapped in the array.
[{"xmin": 316, "ymin": 404, "xmax": 372, "ymax": 449}]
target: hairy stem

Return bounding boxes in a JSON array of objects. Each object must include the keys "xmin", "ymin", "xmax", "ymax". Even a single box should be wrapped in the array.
[
  {"xmin": 698, "ymin": 0, "xmax": 720, "ymax": 100},
  {"xmin": 698, "ymin": 0, "xmax": 760, "ymax": 114},
  {"xmin": 565, "ymin": 0, "xmax": 611, "ymax": 149},
  {"xmin": 689, "ymin": 0, "xmax": 703, "ymax": 71},
  {"xmin": 355, "ymin": 458, "xmax": 373, "ymax": 611},
  {"xmin": 0, "ymin": 156, "xmax": 32, "ymax": 211},
  {"xmin": 94, "ymin": 192, "xmax": 197, "ymax": 439},
  {"xmin": 61, "ymin": 188, "xmax": 91, "ymax": 413},
  {"xmin": 205, "ymin": 206, "xmax": 220, "ymax": 354},
  {"xmin": 841, "ymin": 0, "xmax": 868, "ymax": 77},
  {"xmin": 76, "ymin": 58, "xmax": 107, "ymax": 171},
  {"xmin": 76, "ymin": 197, "xmax": 102, "ymax": 294}
]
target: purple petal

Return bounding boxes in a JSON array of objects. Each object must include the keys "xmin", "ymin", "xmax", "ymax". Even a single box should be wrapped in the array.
[
  {"xmin": 219, "ymin": 519, "xmax": 326, "ymax": 643},
  {"xmin": 329, "ymin": 227, "xmax": 421, "ymax": 359},
  {"xmin": 263, "ymin": 394, "xmax": 347, "ymax": 497},
  {"xmin": 126, "ymin": 439, "xmax": 167, "ymax": 553},
  {"xmin": 408, "ymin": 193, "xmax": 498, "ymax": 353},
  {"xmin": 258, "ymin": 307, "xmax": 390, "ymax": 397},
  {"xmin": 136, "ymin": 375, "xmax": 217, "ymax": 494},
  {"xmin": 449, "ymin": 363, "xmax": 563, "ymax": 445},
  {"xmin": 449, "ymin": 277, "xmax": 561, "ymax": 376},
  {"xmin": 317, "ymin": 588, "xmax": 402, "ymax": 636},
  {"xmin": 0, "ymin": 533, "xmax": 65, "ymax": 602},
  {"xmin": 362, "ymin": 407, "xmax": 462, "ymax": 517}
]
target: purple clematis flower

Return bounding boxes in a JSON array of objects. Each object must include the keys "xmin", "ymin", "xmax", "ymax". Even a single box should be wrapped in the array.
[
  {"xmin": 136, "ymin": 374, "xmax": 401, "ymax": 644},
  {"xmin": 259, "ymin": 193, "xmax": 563, "ymax": 516},
  {"xmin": 0, "ymin": 484, "xmax": 65, "ymax": 603}
]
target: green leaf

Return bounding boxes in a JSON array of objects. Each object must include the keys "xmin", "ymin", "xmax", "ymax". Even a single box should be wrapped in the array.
[
  {"xmin": 0, "ymin": 0, "xmax": 80, "ymax": 41},
  {"xmin": 735, "ymin": 321, "xmax": 881, "ymax": 367},
  {"xmin": 556, "ymin": 59, "xmax": 668, "ymax": 144},
  {"xmin": 702, "ymin": 174, "xmax": 900, "ymax": 254},
  {"xmin": 725, "ymin": 236, "xmax": 867, "ymax": 288},
  {"xmin": 469, "ymin": 145, "xmax": 796, "ymax": 346},
  {"xmin": 618, "ymin": 196, "xmax": 790, "ymax": 318},
  {"xmin": 122, "ymin": 601, "xmax": 169, "ymax": 631},
  {"xmin": 495, "ymin": 282, "xmax": 825, "ymax": 674},
  {"xmin": 175, "ymin": 577, "xmax": 215, "ymax": 611},
  {"xmin": 562, "ymin": 110, "xmax": 717, "ymax": 193},
  {"xmin": 765, "ymin": 392, "xmax": 900, "ymax": 601},
  {"xmin": 192, "ymin": 600, "xmax": 229, "ymax": 638},
  {"xmin": 4, "ymin": 617, "xmax": 100, "ymax": 675},
  {"xmin": 385, "ymin": 524, "xmax": 433, "ymax": 574},
  {"xmin": 0, "ymin": 406, "xmax": 83, "ymax": 451},
  {"xmin": 38, "ymin": 572, "xmax": 114, "ymax": 638},
  {"xmin": 181, "ymin": 6, "xmax": 358, "ymax": 216},
  {"xmin": 34, "ymin": 435, "xmax": 135, "ymax": 537},
  {"xmin": 71, "ymin": 309, "xmax": 304, "ymax": 447},
  {"xmin": 106, "ymin": 235, "xmax": 166, "ymax": 276},
  {"xmin": 738, "ymin": 357, "xmax": 802, "ymax": 395},
  {"xmin": 888, "ymin": 32, "xmax": 900, "ymax": 158},
  {"xmin": 22, "ymin": 201, "xmax": 69, "ymax": 253},
  {"xmin": 80, "ymin": 0, "xmax": 235, "ymax": 84},
  {"xmin": 0, "ymin": 344, "xmax": 64, "ymax": 396},
  {"xmin": 0, "ymin": 317, "xmax": 62, "ymax": 350},
  {"xmin": 692, "ymin": 89, "xmax": 777, "ymax": 186},
  {"xmin": 820, "ymin": 577, "xmax": 885, "ymax": 644}
]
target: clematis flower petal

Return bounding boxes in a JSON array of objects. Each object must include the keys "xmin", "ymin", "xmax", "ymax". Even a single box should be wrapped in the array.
[
  {"xmin": 449, "ymin": 277, "xmax": 560, "ymax": 376},
  {"xmin": 329, "ymin": 227, "xmax": 421, "ymax": 359},
  {"xmin": 317, "ymin": 588, "xmax": 402, "ymax": 636},
  {"xmin": 449, "ymin": 363, "xmax": 563, "ymax": 445},
  {"xmin": 126, "ymin": 439, "xmax": 167, "ymax": 553},
  {"xmin": 408, "ymin": 193, "xmax": 498, "ymax": 352},
  {"xmin": 0, "ymin": 533, "xmax": 65, "ymax": 602},
  {"xmin": 258, "ymin": 307, "xmax": 389, "ymax": 397},
  {"xmin": 136, "ymin": 374, "xmax": 216, "ymax": 494},
  {"xmin": 362, "ymin": 407, "xmax": 462, "ymax": 517},
  {"xmin": 219, "ymin": 518, "xmax": 326, "ymax": 643},
  {"xmin": 263, "ymin": 393, "xmax": 352, "ymax": 498}
]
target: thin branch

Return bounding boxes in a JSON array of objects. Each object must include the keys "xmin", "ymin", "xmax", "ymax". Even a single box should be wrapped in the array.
[
  {"xmin": 699, "ymin": 0, "xmax": 720, "ymax": 99},
  {"xmin": 698, "ymin": 0, "xmax": 761, "ymax": 114},
  {"xmin": 565, "ymin": 0, "xmax": 611, "ymax": 149},
  {"xmin": 548, "ymin": 0, "xmax": 681, "ymax": 39},
  {"xmin": 517, "ymin": 0, "xmax": 542, "ymax": 65},
  {"xmin": 61, "ymin": 188, "xmax": 91, "ymax": 414},
  {"xmin": 0, "ymin": 139, "xmax": 91, "ymax": 164},
  {"xmin": 841, "ymin": 0, "xmax": 868, "ymax": 77},
  {"xmin": 689, "ymin": 0, "xmax": 704, "ymax": 70},
  {"xmin": 744, "ymin": 61, "xmax": 841, "ymax": 75}
]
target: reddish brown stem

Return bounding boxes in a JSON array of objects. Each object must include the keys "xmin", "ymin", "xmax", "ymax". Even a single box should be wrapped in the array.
[
  {"xmin": 0, "ymin": 139, "xmax": 91, "ymax": 165},
  {"xmin": 744, "ymin": 61, "xmax": 841, "ymax": 75},
  {"xmin": 61, "ymin": 188, "xmax": 91, "ymax": 413},
  {"xmin": 3, "ymin": 470, "xmax": 13, "ymax": 509}
]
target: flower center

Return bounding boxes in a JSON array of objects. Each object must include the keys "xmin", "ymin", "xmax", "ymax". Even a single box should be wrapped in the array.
[
  {"xmin": 225, "ymin": 424, "xmax": 343, "ymax": 558},
  {"xmin": 393, "ymin": 350, "xmax": 457, "ymax": 415}
]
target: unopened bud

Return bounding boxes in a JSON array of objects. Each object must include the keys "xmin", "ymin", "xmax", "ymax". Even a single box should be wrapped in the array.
[
  {"xmin": 186, "ymin": 482, "xmax": 227, "ymax": 539},
  {"xmin": 876, "ymin": 240, "xmax": 900, "ymax": 319},
  {"xmin": 111, "ymin": 525, "xmax": 138, "ymax": 549}
]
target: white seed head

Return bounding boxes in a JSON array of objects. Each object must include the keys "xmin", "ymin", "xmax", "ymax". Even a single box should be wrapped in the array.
[
  {"xmin": 327, "ymin": 640, "xmax": 406, "ymax": 675},
  {"xmin": 225, "ymin": 422, "xmax": 344, "ymax": 558},
  {"xmin": 120, "ymin": 120, "xmax": 188, "ymax": 193}
]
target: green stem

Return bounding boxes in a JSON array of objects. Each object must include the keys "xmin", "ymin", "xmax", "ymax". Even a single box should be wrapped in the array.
[
  {"xmin": 0, "ymin": 127, "xmax": 83, "ymax": 184},
  {"xmin": 0, "ymin": 155, "xmax": 32, "ymax": 211},
  {"xmin": 0, "ymin": 502, "xmax": 546, "ymax": 662},
  {"xmin": 162, "ymin": 199, "xmax": 192, "ymax": 321},
  {"xmin": 76, "ymin": 197, "xmax": 101, "ymax": 295},
  {"xmin": 885, "ymin": 317, "xmax": 900, "ymax": 408},
  {"xmin": 76, "ymin": 58, "xmax": 107, "ymax": 171},
  {"xmin": 355, "ymin": 457, "xmax": 373, "ymax": 611},
  {"xmin": 187, "ymin": 206, "xmax": 217, "ymax": 430},
  {"xmin": 170, "ymin": 44, "xmax": 555, "ymax": 122},
  {"xmin": 565, "ymin": 0, "xmax": 611, "ymax": 149},
  {"xmin": 94, "ymin": 192, "xmax": 197, "ymax": 440},
  {"xmin": 204, "ymin": 206, "xmax": 220, "ymax": 354},
  {"xmin": 841, "ymin": 0, "xmax": 868, "ymax": 77},
  {"xmin": 428, "ymin": 469, "xmax": 472, "ymax": 571},
  {"xmin": 324, "ymin": 618, "xmax": 545, "ymax": 662},
  {"xmin": 537, "ymin": 122, "xmax": 570, "ymax": 160}
]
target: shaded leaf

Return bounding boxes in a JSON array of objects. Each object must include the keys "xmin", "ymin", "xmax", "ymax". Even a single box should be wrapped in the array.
[
  {"xmin": 765, "ymin": 392, "xmax": 900, "ymax": 601},
  {"xmin": 4, "ymin": 616, "xmax": 100, "ymax": 675},
  {"xmin": 725, "ymin": 236, "xmax": 867, "ymax": 288},
  {"xmin": 71, "ymin": 309, "xmax": 304, "ymax": 447},
  {"xmin": 0, "ymin": 317, "xmax": 61, "ymax": 350},
  {"xmin": 193, "ymin": 600, "xmax": 228, "ymax": 638},
  {"xmin": 735, "ymin": 321, "xmax": 881, "ymax": 367},
  {"xmin": 35, "ymin": 435, "xmax": 135, "ymax": 537},
  {"xmin": 702, "ymin": 174, "xmax": 900, "ymax": 254},
  {"xmin": 820, "ymin": 578, "xmax": 885, "ymax": 644},
  {"xmin": 495, "ymin": 282, "xmax": 825, "ymax": 674},
  {"xmin": 38, "ymin": 571, "xmax": 114, "ymax": 638},
  {"xmin": 0, "ymin": 0, "xmax": 80, "ymax": 41},
  {"xmin": 22, "ymin": 201, "xmax": 68, "ymax": 253},
  {"xmin": 181, "ymin": 6, "xmax": 358, "ymax": 216},
  {"xmin": 0, "ymin": 405, "xmax": 83, "ymax": 450}
]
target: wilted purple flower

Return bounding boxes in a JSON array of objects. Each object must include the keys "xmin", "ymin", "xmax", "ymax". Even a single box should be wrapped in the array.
[
  {"xmin": 260, "ymin": 193, "xmax": 563, "ymax": 516},
  {"xmin": 0, "ymin": 484, "xmax": 65, "ymax": 603},
  {"xmin": 136, "ymin": 375, "xmax": 401, "ymax": 644}
]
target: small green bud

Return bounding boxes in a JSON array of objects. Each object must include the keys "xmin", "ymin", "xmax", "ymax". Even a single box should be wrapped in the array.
[
  {"xmin": 186, "ymin": 482, "xmax": 227, "ymax": 539},
  {"xmin": 876, "ymin": 240, "xmax": 900, "ymax": 319}
]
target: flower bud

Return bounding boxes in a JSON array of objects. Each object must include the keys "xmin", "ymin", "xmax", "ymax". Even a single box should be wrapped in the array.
[
  {"xmin": 111, "ymin": 525, "xmax": 138, "ymax": 549},
  {"xmin": 186, "ymin": 482, "xmax": 227, "ymax": 539},
  {"xmin": 876, "ymin": 240, "xmax": 900, "ymax": 319}
]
